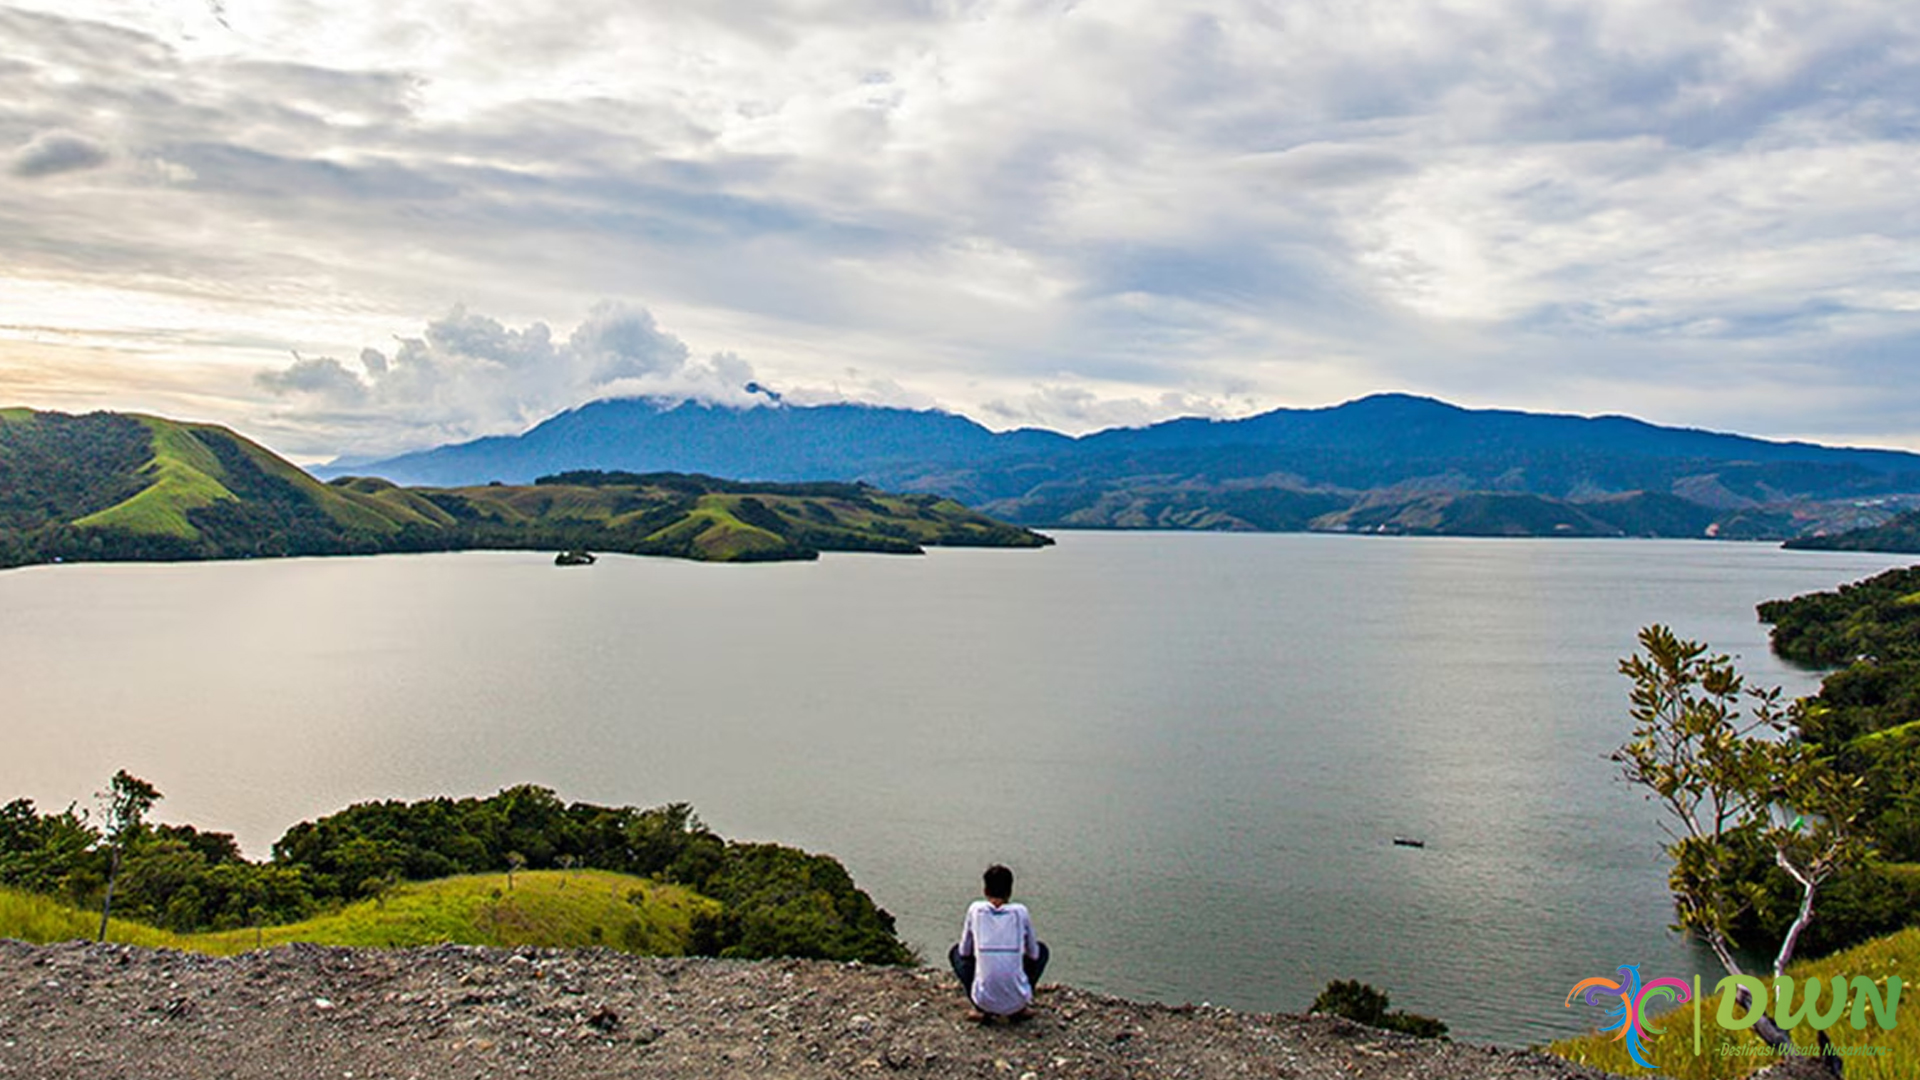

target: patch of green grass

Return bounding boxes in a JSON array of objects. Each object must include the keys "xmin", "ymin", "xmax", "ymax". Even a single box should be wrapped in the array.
[
  {"xmin": 0, "ymin": 887, "xmax": 182, "ymax": 948},
  {"xmin": 451, "ymin": 485, "xmax": 631, "ymax": 525},
  {"xmin": 329, "ymin": 479, "xmax": 456, "ymax": 530},
  {"xmin": 71, "ymin": 419, "xmax": 233, "ymax": 539},
  {"xmin": 691, "ymin": 522, "xmax": 790, "ymax": 562},
  {"xmin": 1, "ymin": 871, "xmax": 716, "ymax": 957},
  {"xmin": 1550, "ymin": 927, "xmax": 1917, "ymax": 1078},
  {"xmin": 641, "ymin": 499, "xmax": 793, "ymax": 561},
  {"xmin": 0, "ymin": 407, "xmax": 35, "ymax": 425}
]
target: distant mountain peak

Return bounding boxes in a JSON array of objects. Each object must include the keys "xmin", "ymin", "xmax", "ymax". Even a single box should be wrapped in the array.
[
  {"xmin": 314, "ymin": 392, "xmax": 1920, "ymax": 543},
  {"xmin": 1341, "ymin": 392, "xmax": 1458, "ymax": 410}
]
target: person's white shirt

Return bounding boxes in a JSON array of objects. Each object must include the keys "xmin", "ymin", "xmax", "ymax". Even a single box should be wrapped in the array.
[{"xmin": 956, "ymin": 899, "xmax": 1038, "ymax": 1015}]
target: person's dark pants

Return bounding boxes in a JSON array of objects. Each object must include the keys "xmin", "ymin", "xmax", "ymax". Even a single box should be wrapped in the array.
[{"xmin": 948, "ymin": 941, "xmax": 1050, "ymax": 997}]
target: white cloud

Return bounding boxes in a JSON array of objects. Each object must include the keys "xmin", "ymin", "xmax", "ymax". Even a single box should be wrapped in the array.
[
  {"xmin": 253, "ymin": 302, "xmax": 762, "ymax": 456},
  {"xmin": 3, "ymin": 0, "xmax": 1920, "ymax": 454}
]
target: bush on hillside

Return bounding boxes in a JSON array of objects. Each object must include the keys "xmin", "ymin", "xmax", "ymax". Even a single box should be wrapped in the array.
[{"xmin": 1309, "ymin": 979, "xmax": 1448, "ymax": 1039}]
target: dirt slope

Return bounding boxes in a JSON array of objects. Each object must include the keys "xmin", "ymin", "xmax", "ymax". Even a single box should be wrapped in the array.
[{"xmin": 0, "ymin": 940, "xmax": 1618, "ymax": 1079}]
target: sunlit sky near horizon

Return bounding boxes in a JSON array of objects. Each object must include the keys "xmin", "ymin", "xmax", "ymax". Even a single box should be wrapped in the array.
[{"xmin": 3, "ymin": 0, "xmax": 1918, "ymax": 463}]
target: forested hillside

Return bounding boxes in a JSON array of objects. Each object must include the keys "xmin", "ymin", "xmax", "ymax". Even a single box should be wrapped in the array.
[
  {"xmin": 1752, "ymin": 565, "xmax": 1920, "ymax": 953},
  {"xmin": 0, "ymin": 408, "xmax": 1049, "ymax": 567},
  {"xmin": 0, "ymin": 785, "xmax": 912, "ymax": 965}
]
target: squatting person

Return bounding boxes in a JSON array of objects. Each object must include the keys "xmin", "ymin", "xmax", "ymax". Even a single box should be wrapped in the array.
[{"xmin": 949, "ymin": 864, "xmax": 1049, "ymax": 1021}]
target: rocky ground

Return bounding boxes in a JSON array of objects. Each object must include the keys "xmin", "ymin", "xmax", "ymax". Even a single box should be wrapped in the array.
[{"xmin": 0, "ymin": 939, "xmax": 1623, "ymax": 1079}]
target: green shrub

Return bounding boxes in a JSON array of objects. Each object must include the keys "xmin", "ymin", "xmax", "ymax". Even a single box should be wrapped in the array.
[{"xmin": 1309, "ymin": 979, "xmax": 1448, "ymax": 1039}]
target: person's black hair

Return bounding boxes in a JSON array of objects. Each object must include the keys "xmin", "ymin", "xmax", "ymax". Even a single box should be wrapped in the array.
[{"xmin": 983, "ymin": 864, "xmax": 1013, "ymax": 900}]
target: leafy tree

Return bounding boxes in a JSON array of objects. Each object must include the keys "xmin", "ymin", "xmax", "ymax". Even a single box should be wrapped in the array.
[
  {"xmin": 95, "ymin": 770, "xmax": 161, "ymax": 942},
  {"xmin": 688, "ymin": 843, "xmax": 913, "ymax": 964},
  {"xmin": 1614, "ymin": 627, "xmax": 1869, "ymax": 1055},
  {"xmin": 0, "ymin": 799, "xmax": 97, "ymax": 893}
]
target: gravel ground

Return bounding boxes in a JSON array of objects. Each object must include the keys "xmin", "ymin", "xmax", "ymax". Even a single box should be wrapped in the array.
[{"xmin": 0, "ymin": 940, "xmax": 1624, "ymax": 1080}]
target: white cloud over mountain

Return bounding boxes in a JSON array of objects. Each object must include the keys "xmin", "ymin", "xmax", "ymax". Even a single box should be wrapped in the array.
[{"xmin": 255, "ymin": 303, "xmax": 762, "ymax": 457}]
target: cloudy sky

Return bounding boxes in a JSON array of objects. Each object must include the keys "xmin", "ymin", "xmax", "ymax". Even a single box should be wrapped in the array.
[{"xmin": 3, "ymin": 0, "xmax": 1917, "ymax": 461}]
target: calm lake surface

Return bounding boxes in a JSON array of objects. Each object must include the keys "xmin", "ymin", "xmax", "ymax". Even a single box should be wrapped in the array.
[{"xmin": 2, "ymin": 533, "xmax": 1913, "ymax": 1044}]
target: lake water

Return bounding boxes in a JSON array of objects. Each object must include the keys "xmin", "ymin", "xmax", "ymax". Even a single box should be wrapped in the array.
[{"xmin": 1, "ymin": 533, "xmax": 1912, "ymax": 1045}]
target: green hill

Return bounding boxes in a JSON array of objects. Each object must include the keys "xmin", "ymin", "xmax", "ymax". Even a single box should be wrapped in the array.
[
  {"xmin": 0, "ymin": 408, "xmax": 1051, "ymax": 567},
  {"xmin": 0, "ymin": 870, "xmax": 711, "ymax": 956}
]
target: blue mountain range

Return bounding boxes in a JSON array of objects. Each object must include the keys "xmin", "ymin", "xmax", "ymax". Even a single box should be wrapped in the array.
[{"xmin": 325, "ymin": 393, "xmax": 1920, "ymax": 540}]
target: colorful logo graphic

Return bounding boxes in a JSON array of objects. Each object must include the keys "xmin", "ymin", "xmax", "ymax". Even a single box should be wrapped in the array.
[
  {"xmin": 1566, "ymin": 964, "xmax": 1694, "ymax": 1070},
  {"xmin": 1567, "ymin": 965, "xmax": 1902, "ymax": 1071}
]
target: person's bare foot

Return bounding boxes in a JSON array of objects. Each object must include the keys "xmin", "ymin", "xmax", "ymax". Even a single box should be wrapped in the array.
[
  {"xmin": 965, "ymin": 1008, "xmax": 990, "ymax": 1023},
  {"xmin": 1008, "ymin": 1006, "xmax": 1035, "ymax": 1023}
]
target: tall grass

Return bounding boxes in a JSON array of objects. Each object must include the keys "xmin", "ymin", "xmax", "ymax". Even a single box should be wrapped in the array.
[
  {"xmin": 0, "ymin": 888, "xmax": 180, "ymax": 948},
  {"xmin": 1, "ymin": 870, "xmax": 715, "ymax": 957},
  {"xmin": 1550, "ymin": 927, "xmax": 1915, "ymax": 1078}
]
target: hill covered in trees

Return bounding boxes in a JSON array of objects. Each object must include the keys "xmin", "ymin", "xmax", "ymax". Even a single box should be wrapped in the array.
[
  {"xmin": 0, "ymin": 784, "xmax": 912, "ymax": 965},
  {"xmin": 1752, "ymin": 564, "xmax": 1920, "ymax": 954},
  {"xmin": 0, "ymin": 408, "xmax": 1049, "ymax": 568}
]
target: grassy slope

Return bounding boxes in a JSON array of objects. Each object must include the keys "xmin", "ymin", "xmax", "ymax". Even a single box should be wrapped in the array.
[
  {"xmin": 681, "ymin": 499, "xmax": 793, "ymax": 560},
  {"xmin": 5, "ymin": 407, "xmax": 1049, "ymax": 563},
  {"xmin": 433, "ymin": 481, "xmax": 1046, "ymax": 561},
  {"xmin": 72, "ymin": 418, "xmax": 235, "ymax": 539},
  {"xmin": 0, "ymin": 871, "xmax": 714, "ymax": 957},
  {"xmin": 1550, "ymin": 926, "xmax": 1915, "ymax": 1078},
  {"xmin": 774, "ymin": 491, "xmax": 1001, "ymax": 543},
  {"xmin": 326, "ymin": 476, "xmax": 459, "ymax": 530},
  {"xmin": 210, "ymin": 422, "xmax": 431, "ymax": 534},
  {"xmin": 0, "ymin": 887, "xmax": 179, "ymax": 948},
  {"xmin": 64, "ymin": 416, "xmax": 442, "ymax": 540},
  {"xmin": 447, "ymin": 484, "xmax": 626, "ymax": 525}
]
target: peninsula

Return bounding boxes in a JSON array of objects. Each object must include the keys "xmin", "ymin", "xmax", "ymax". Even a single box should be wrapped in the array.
[{"xmin": 0, "ymin": 408, "xmax": 1050, "ymax": 568}]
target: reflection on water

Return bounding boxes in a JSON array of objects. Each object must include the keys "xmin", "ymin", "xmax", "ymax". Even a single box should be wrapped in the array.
[{"xmin": 1, "ymin": 533, "xmax": 1910, "ymax": 1044}]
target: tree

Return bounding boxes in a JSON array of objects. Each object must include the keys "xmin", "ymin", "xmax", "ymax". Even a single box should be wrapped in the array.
[
  {"xmin": 505, "ymin": 850, "xmax": 526, "ymax": 891},
  {"xmin": 0, "ymin": 798, "xmax": 97, "ymax": 894},
  {"xmin": 1614, "ymin": 627, "xmax": 1868, "ymax": 1060},
  {"xmin": 95, "ymin": 770, "xmax": 161, "ymax": 942}
]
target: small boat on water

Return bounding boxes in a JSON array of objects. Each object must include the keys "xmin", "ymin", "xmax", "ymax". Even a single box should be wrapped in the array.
[
  {"xmin": 1392, "ymin": 837, "xmax": 1426, "ymax": 848},
  {"xmin": 554, "ymin": 550, "xmax": 597, "ymax": 566}
]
